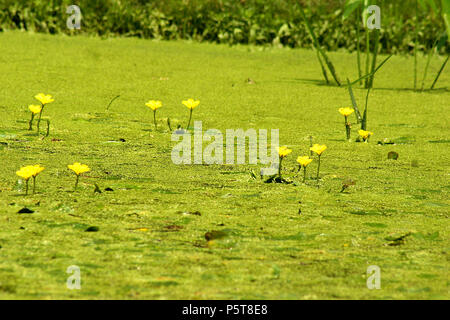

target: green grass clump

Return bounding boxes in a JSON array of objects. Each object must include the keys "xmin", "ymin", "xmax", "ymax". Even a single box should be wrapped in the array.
[{"xmin": 0, "ymin": 31, "xmax": 449, "ymax": 299}]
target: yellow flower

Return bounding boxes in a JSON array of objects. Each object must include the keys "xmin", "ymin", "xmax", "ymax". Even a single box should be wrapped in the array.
[
  {"xmin": 278, "ymin": 146, "xmax": 292, "ymax": 158},
  {"xmin": 358, "ymin": 130, "xmax": 373, "ymax": 139},
  {"xmin": 182, "ymin": 98, "xmax": 200, "ymax": 110},
  {"xmin": 297, "ymin": 156, "xmax": 313, "ymax": 167},
  {"xmin": 32, "ymin": 165, "xmax": 45, "ymax": 177},
  {"xmin": 145, "ymin": 100, "xmax": 162, "ymax": 111},
  {"xmin": 310, "ymin": 144, "xmax": 327, "ymax": 156},
  {"xmin": 35, "ymin": 93, "xmax": 54, "ymax": 105},
  {"xmin": 16, "ymin": 166, "xmax": 35, "ymax": 180},
  {"xmin": 338, "ymin": 107, "xmax": 354, "ymax": 117},
  {"xmin": 68, "ymin": 162, "xmax": 90, "ymax": 175},
  {"xmin": 28, "ymin": 104, "xmax": 42, "ymax": 114}
]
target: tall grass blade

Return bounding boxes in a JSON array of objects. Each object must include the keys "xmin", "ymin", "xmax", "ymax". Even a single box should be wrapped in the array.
[
  {"xmin": 343, "ymin": 0, "xmax": 363, "ymax": 19},
  {"xmin": 314, "ymin": 45, "xmax": 330, "ymax": 84},
  {"xmin": 299, "ymin": 6, "xmax": 341, "ymax": 86},
  {"xmin": 348, "ymin": 54, "xmax": 393, "ymax": 86},
  {"xmin": 443, "ymin": 0, "xmax": 450, "ymax": 38},
  {"xmin": 347, "ymin": 78, "xmax": 363, "ymax": 123},
  {"xmin": 361, "ymin": 87, "xmax": 371, "ymax": 130},
  {"xmin": 414, "ymin": 0, "xmax": 418, "ymax": 90},
  {"xmin": 106, "ymin": 95, "xmax": 120, "ymax": 110},
  {"xmin": 357, "ymin": 6, "xmax": 363, "ymax": 85},
  {"xmin": 421, "ymin": 46, "xmax": 435, "ymax": 91},
  {"xmin": 368, "ymin": 29, "xmax": 380, "ymax": 88},
  {"xmin": 363, "ymin": 0, "xmax": 371, "ymax": 88},
  {"xmin": 365, "ymin": 28, "xmax": 370, "ymax": 88},
  {"xmin": 430, "ymin": 55, "xmax": 449, "ymax": 89}
]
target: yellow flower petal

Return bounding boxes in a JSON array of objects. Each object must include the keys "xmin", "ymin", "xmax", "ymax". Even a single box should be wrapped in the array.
[
  {"xmin": 145, "ymin": 100, "xmax": 162, "ymax": 111},
  {"xmin": 32, "ymin": 165, "xmax": 45, "ymax": 177},
  {"xmin": 296, "ymin": 156, "xmax": 313, "ymax": 167},
  {"xmin": 278, "ymin": 146, "xmax": 292, "ymax": 158},
  {"xmin": 358, "ymin": 130, "xmax": 373, "ymax": 139},
  {"xmin": 35, "ymin": 93, "xmax": 54, "ymax": 105},
  {"xmin": 28, "ymin": 104, "xmax": 42, "ymax": 114},
  {"xmin": 68, "ymin": 162, "xmax": 90, "ymax": 175},
  {"xmin": 16, "ymin": 165, "xmax": 36, "ymax": 180},
  {"xmin": 182, "ymin": 98, "xmax": 200, "ymax": 110},
  {"xmin": 338, "ymin": 107, "xmax": 354, "ymax": 117},
  {"xmin": 310, "ymin": 144, "xmax": 327, "ymax": 156}
]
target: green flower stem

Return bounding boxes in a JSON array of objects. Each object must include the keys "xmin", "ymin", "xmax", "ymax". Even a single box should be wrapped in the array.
[
  {"xmin": 278, "ymin": 157, "xmax": 283, "ymax": 177},
  {"xmin": 345, "ymin": 116, "xmax": 351, "ymax": 140},
  {"xmin": 186, "ymin": 109, "xmax": 193, "ymax": 130},
  {"xmin": 316, "ymin": 155, "xmax": 321, "ymax": 181},
  {"xmin": 153, "ymin": 110, "xmax": 157, "ymax": 129},
  {"xmin": 32, "ymin": 176, "xmax": 36, "ymax": 194},
  {"xmin": 25, "ymin": 179, "xmax": 29, "ymax": 195},
  {"xmin": 75, "ymin": 175, "xmax": 80, "ymax": 190},
  {"xmin": 29, "ymin": 113, "xmax": 35, "ymax": 130},
  {"xmin": 45, "ymin": 119, "xmax": 50, "ymax": 137},
  {"xmin": 303, "ymin": 166, "xmax": 307, "ymax": 183},
  {"xmin": 36, "ymin": 104, "xmax": 45, "ymax": 135}
]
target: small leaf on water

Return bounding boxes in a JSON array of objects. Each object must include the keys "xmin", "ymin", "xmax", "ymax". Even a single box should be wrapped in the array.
[
  {"xmin": 377, "ymin": 138, "xmax": 395, "ymax": 145},
  {"xmin": 385, "ymin": 232, "xmax": 411, "ymax": 246},
  {"xmin": 272, "ymin": 264, "xmax": 281, "ymax": 278},
  {"xmin": 412, "ymin": 231, "xmax": 439, "ymax": 240},
  {"xmin": 205, "ymin": 230, "xmax": 228, "ymax": 241},
  {"xmin": 393, "ymin": 136, "xmax": 415, "ymax": 144},
  {"xmin": 341, "ymin": 178, "xmax": 356, "ymax": 192},
  {"xmin": 264, "ymin": 176, "xmax": 292, "ymax": 184},
  {"xmin": 343, "ymin": 178, "xmax": 356, "ymax": 186},
  {"xmin": 17, "ymin": 207, "xmax": 34, "ymax": 214},
  {"xmin": 93, "ymin": 184, "xmax": 102, "ymax": 193},
  {"xmin": 364, "ymin": 222, "xmax": 387, "ymax": 228},
  {"xmin": 387, "ymin": 151, "xmax": 399, "ymax": 160},
  {"xmin": 85, "ymin": 226, "xmax": 99, "ymax": 232},
  {"xmin": 181, "ymin": 211, "xmax": 201, "ymax": 216},
  {"xmin": 164, "ymin": 225, "xmax": 183, "ymax": 231}
]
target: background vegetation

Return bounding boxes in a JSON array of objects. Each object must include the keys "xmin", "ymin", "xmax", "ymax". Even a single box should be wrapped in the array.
[{"xmin": 0, "ymin": 0, "xmax": 448, "ymax": 55}]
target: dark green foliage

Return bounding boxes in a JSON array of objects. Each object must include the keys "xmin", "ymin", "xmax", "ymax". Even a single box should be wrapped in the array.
[
  {"xmin": 0, "ymin": 0, "xmax": 448, "ymax": 55},
  {"xmin": 387, "ymin": 151, "xmax": 399, "ymax": 160}
]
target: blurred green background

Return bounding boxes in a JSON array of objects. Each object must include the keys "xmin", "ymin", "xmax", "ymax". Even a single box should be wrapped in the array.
[{"xmin": 0, "ymin": 0, "xmax": 448, "ymax": 54}]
